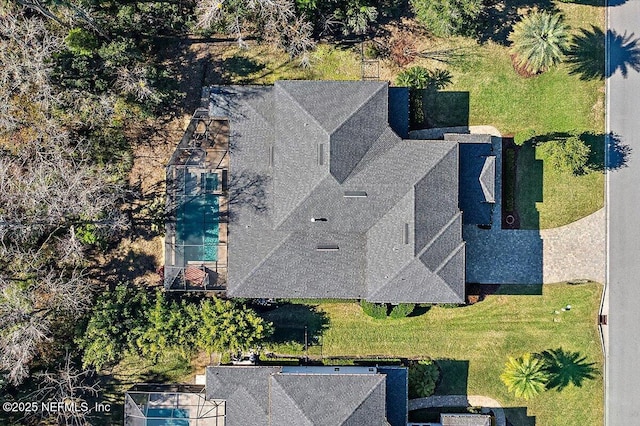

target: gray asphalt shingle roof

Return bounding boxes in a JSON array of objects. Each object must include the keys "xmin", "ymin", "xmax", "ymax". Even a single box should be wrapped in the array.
[
  {"xmin": 205, "ymin": 366, "xmax": 397, "ymax": 426},
  {"xmin": 211, "ymin": 81, "xmax": 465, "ymax": 303},
  {"xmin": 440, "ymin": 413, "xmax": 492, "ymax": 426}
]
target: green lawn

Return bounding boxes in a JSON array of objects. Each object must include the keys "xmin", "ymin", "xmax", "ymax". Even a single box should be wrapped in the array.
[
  {"xmin": 216, "ymin": 43, "xmax": 361, "ymax": 84},
  {"xmin": 445, "ymin": 42, "xmax": 604, "ymax": 136},
  {"xmin": 516, "ymin": 140, "xmax": 605, "ymax": 229},
  {"xmin": 265, "ymin": 283, "xmax": 604, "ymax": 426}
]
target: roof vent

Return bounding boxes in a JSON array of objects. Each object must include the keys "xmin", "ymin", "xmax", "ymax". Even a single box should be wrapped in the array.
[
  {"xmin": 268, "ymin": 146, "xmax": 274, "ymax": 166},
  {"xmin": 403, "ymin": 223, "xmax": 409, "ymax": 244},
  {"xmin": 316, "ymin": 244, "xmax": 339, "ymax": 251},
  {"xmin": 310, "ymin": 217, "xmax": 328, "ymax": 222},
  {"xmin": 344, "ymin": 191, "xmax": 367, "ymax": 198},
  {"xmin": 317, "ymin": 143, "xmax": 325, "ymax": 166}
]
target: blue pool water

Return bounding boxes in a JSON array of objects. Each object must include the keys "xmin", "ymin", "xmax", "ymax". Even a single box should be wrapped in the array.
[
  {"xmin": 176, "ymin": 193, "xmax": 219, "ymax": 262},
  {"xmin": 145, "ymin": 408, "xmax": 189, "ymax": 426}
]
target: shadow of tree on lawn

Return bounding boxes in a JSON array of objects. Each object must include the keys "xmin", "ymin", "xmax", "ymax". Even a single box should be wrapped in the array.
[
  {"xmin": 566, "ymin": 26, "xmax": 606, "ymax": 81},
  {"xmin": 540, "ymin": 348, "xmax": 598, "ymax": 391},
  {"xmin": 259, "ymin": 303, "xmax": 330, "ymax": 347}
]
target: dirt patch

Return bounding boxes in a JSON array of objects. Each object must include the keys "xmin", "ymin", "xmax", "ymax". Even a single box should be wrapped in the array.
[
  {"xmin": 466, "ymin": 284, "xmax": 501, "ymax": 304},
  {"xmin": 510, "ymin": 54, "xmax": 539, "ymax": 78}
]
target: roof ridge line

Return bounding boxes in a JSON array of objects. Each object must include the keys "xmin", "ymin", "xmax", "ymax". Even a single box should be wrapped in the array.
[
  {"xmin": 231, "ymin": 232, "xmax": 293, "ymax": 294},
  {"xmin": 270, "ymin": 374, "xmax": 313, "ymax": 425},
  {"xmin": 275, "ymin": 82, "xmax": 330, "ymax": 138},
  {"xmin": 272, "ymin": 177, "xmax": 330, "ymax": 230},
  {"xmin": 271, "ymin": 85, "xmax": 330, "ymax": 228},
  {"xmin": 433, "ymin": 241, "xmax": 465, "ymax": 275},
  {"xmin": 479, "ymin": 155, "xmax": 496, "ymax": 203},
  {"xmin": 366, "ymin": 257, "xmax": 449, "ymax": 302},
  {"xmin": 329, "ymin": 82, "xmax": 387, "ymax": 135},
  {"xmin": 339, "ymin": 374, "xmax": 386, "ymax": 426},
  {"xmin": 415, "ymin": 211, "xmax": 462, "ymax": 259},
  {"xmin": 344, "ymin": 125, "xmax": 399, "ymax": 183}
]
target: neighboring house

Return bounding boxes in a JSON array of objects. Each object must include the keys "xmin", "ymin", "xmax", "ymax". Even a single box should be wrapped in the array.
[
  {"xmin": 125, "ymin": 365, "xmax": 408, "ymax": 426},
  {"xmin": 440, "ymin": 413, "xmax": 492, "ymax": 426},
  {"xmin": 164, "ymin": 81, "xmax": 495, "ymax": 303},
  {"xmin": 409, "ymin": 413, "xmax": 492, "ymax": 426}
]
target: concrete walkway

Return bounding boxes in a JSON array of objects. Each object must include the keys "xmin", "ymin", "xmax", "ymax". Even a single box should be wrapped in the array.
[{"xmin": 409, "ymin": 395, "xmax": 506, "ymax": 426}]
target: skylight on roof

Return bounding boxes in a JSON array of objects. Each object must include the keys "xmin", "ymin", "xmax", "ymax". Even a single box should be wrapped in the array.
[
  {"xmin": 316, "ymin": 244, "xmax": 339, "ymax": 251},
  {"xmin": 344, "ymin": 191, "xmax": 367, "ymax": 198},
  {"xmin": 317, "ymin": 143, "xmax": 324, "ymax": 165},
  {"xmin": 403, "ymin": 223, "xmax": 409, "ymax": 244}
]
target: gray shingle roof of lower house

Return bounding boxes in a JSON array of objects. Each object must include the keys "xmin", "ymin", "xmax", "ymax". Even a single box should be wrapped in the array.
[
  {"xmin": 205, "ymin": 366, "xmax": 279, "ymax": 425},
  {"xmin": 205, "ymin": 366, "xmax": 400, "ymax": 426},
  {"xmin": 211, "ymin": 81, "xmax": 465, "ymax": 303},
  {"xmin": 440, "ymin": 413, "xmax": 492, "ymax": 426},
  {"xmin": 270, "ymin": 373, "xmax": 387, "ymax": 426}
]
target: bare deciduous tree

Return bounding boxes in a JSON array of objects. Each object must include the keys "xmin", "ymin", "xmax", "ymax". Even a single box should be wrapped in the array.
[
  {"xmin": 194, "ymin": 0, "xmax": 315, "ymax": 63},
  {"xmin": 26, "ymin": 353, "xmax": 100, "ymax": 426}
]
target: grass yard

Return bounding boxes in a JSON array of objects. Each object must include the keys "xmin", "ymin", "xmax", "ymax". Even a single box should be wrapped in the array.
[
  {"xmin": 264, "ymin": 283, "xmax": 603, "ymax": 426},
  {"xmin": 214, "ymin": 43, "xmax": 361, "ymax": 84},
  {"xmin": 516, "ymin": 139, "xmax": 605, "ymax": 229},
  {"xmin": 448, "ymin": 45, "xmax": 604, "ymax": 136}
]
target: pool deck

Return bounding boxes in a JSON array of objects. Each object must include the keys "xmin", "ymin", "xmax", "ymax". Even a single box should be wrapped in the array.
[{"xmin": 164, "ymin": 109, "xmax": 230, "ymax": 291}]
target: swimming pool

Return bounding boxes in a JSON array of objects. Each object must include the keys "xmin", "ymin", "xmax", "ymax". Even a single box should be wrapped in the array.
[
  {"xmin": 176, "ymin": 193, "xmax": 219, "ymax": 262},
  {"xmin": 145, "ymin": 407, "xmax": 189, "ymax": 426}
]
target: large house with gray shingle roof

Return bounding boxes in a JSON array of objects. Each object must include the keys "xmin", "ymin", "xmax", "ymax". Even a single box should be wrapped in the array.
[
  {"xmin": 205, "ymin": 365, "xmax": 407, "ymax": 426},
  {"xmin": 165, "ymin": 80, "xmax": 496, "ymax": 303},
  {"xmin": 125, "ymin": 365, "xmax": 407, "ymax": 426}
]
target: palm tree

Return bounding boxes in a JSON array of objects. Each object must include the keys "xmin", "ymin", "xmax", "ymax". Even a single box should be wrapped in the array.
[
  {"xmin": 396, "ymin": 66, "xmax": 431, "ymax": 89},
  {"xmin": 508, "ymin": 11, "xmax": 570, "ymax": 75},
  {"xmin": 500, "ymin": 353, "xmax": 549, "ymax": 400}
]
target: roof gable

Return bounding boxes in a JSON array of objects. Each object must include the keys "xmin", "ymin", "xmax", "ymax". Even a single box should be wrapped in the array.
[
  {"xmin": 275, "ymin": 81, "xmax": 387, "ymax": 135},
  {"xmin": 270, "ymin": 374, "xmax": 387, "ymax": 426}
]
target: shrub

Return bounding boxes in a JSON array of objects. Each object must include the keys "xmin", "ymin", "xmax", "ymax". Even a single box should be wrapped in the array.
[
  {"xmin": 361, "ymin": 300, "xmax": 388, "ymax": 319},
  {"xmin": 438, "ymin": 303, "xmax": 462, "ymax": 309},
  {"xmin": 539, "ymin": 134, "xmax": 591, "ymax": 175},
  {"xmin": 410, "ymin": 0, "xmax": 484, "ymax": 37},
  {"xmin": 389, "ymin": 303, "xmax": 415, "ymax": 318},
  {"xmin": 396, "ymin": 66, "xmax": 452, "ymax": 90},
  {"xmin": 409, "ymin": 359, "xmax": 440, "ymax": 398},
  {"xmin": 65, "ymin": 28, "xmax": 99, "ymax": 56},
  {"xmin": 514, "ymin": 129, "xmax": 536, "ymax": 146},
  {"xmin": 363, "ymin": 42, "xmax": 381, "ymax": 59}
]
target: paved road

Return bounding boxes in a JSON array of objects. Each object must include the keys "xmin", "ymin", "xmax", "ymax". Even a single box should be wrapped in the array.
[{"xmin": 606, "ymin": 1, "xmax": 640, "ymax": 424}]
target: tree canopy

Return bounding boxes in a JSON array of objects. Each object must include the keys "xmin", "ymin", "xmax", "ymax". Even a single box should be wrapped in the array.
[{"xmin": 508, "ymin": 11, "xmax": 571, "ymax": 75}]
